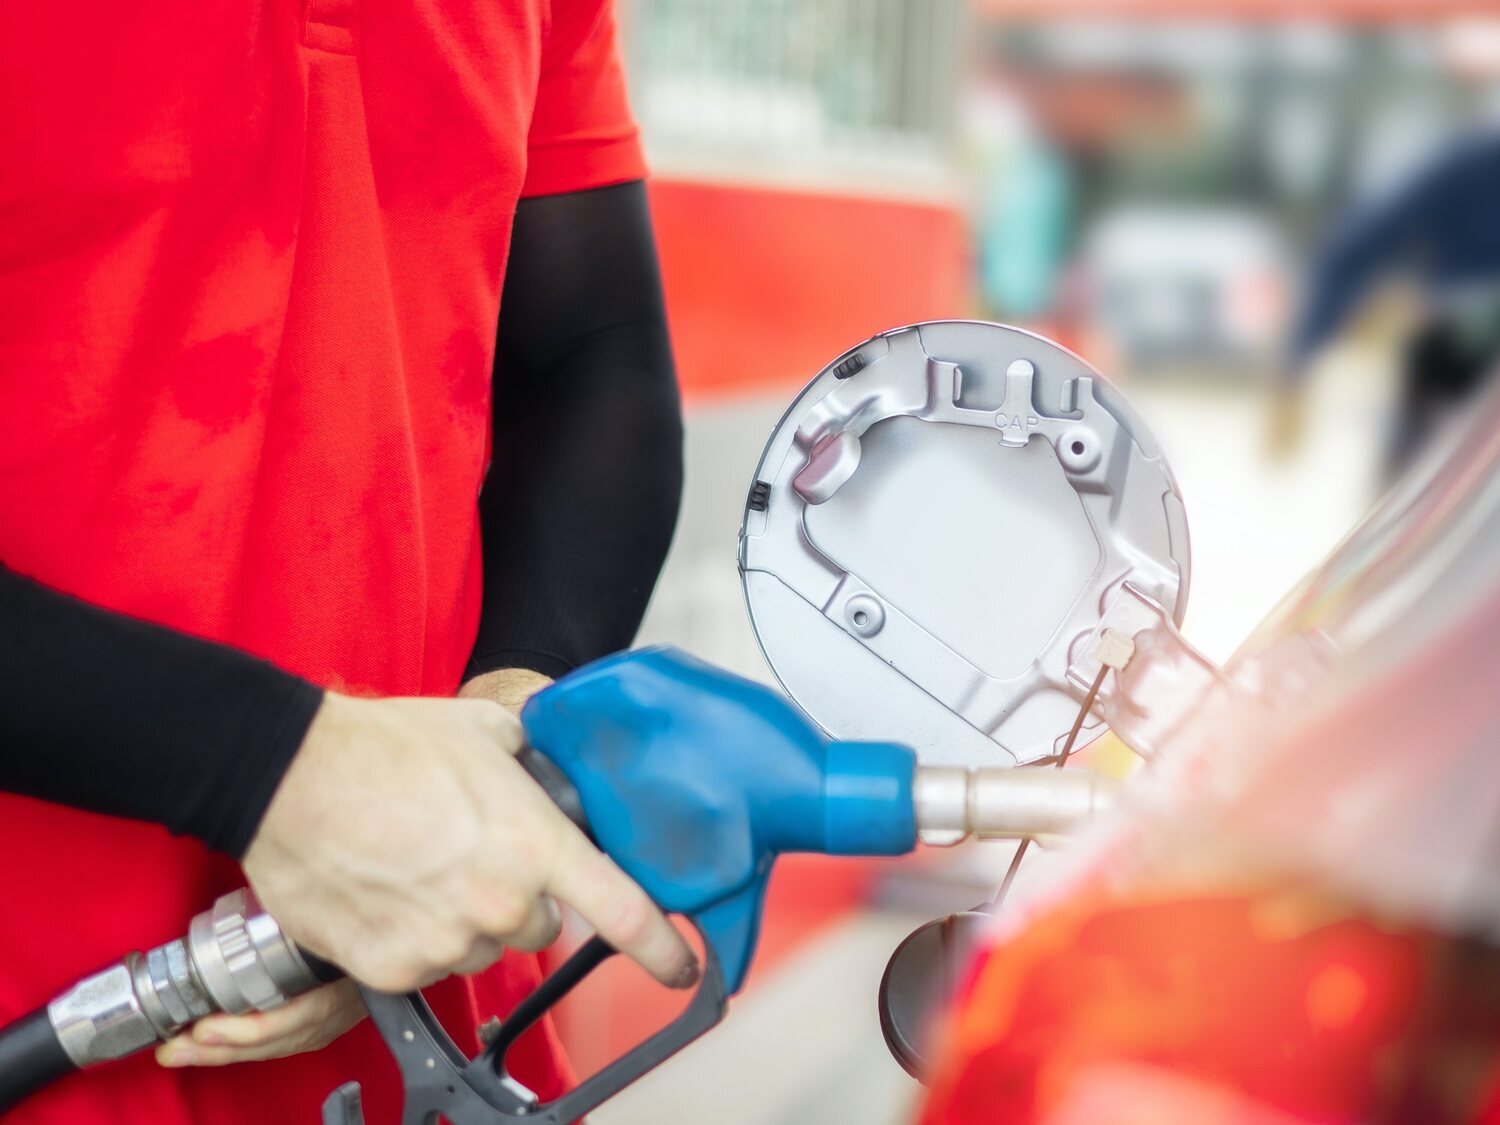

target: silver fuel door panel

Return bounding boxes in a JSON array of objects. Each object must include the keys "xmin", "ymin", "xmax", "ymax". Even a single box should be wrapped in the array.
[{"xmin": 739, "ymin": 321, "xmax": 1190, "ymax": 768}]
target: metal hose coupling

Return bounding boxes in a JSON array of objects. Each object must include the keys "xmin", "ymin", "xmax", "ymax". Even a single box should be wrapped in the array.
[
  {"xmin": 47, "ymin": 888, "xmax": 322, "ymax": 1068},
  {"xmin": 912, "ymin": 765, "xmax": 1118, "ymax": 846}
]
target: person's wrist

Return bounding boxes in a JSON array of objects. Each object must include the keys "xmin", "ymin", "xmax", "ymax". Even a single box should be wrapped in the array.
[
  {"xmin": 458, "ymin": 667, "xmax": 553, "ymax": 716},
  {"xmin": 243, "ymin": 689, "xmax": 355, "ymax": 872}
]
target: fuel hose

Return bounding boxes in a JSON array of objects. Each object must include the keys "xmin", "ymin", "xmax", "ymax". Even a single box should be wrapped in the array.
[
  {"xmin": 0, "ymin": 890, "xmax": 335, "ymax": 1115},
  {"xmin": 0, "ymin": 1006, "xmax": 76, "ymax": 1111}
]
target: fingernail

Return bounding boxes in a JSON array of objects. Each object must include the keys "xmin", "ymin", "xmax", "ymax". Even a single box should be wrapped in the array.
[
  {"xmin": 194, "ymin": 1028, "xmax": 226, "ymax": 1046},
  {"xmin": 671, "ymin": 959, "xmax": 701, "ymax": 990},
  {"xmin": 161, "ymin": 1047, "xmax": 197, "ymax": 1068}
]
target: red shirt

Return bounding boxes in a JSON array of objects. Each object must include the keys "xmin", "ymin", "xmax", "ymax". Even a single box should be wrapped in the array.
[{"xmin": 0, "ymin": 2, "xmax": 644, "ymax": 1121}]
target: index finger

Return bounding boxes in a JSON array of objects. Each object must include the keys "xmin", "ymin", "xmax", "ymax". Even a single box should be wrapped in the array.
[{"xmin": 545, "ymin": 826, "xmax": 699, "ymax": 989}]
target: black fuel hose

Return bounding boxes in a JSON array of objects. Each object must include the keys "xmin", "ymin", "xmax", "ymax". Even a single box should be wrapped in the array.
[{"xmin": 0, "ymin": 1005, "xmax": 75, "ymax": 1113}]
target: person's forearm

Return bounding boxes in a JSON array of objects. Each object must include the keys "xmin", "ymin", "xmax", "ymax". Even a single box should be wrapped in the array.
[
  {"xmin": 1289, "ymin": 163, "xmax": 1431, "ymax": 372},
  {"xmin": 468, "ymin": 180, "xmax": 683, "ymax": 681},
  {"xmin": 0, "ymin": 562, "xmax": 322, "ymax": 855}
]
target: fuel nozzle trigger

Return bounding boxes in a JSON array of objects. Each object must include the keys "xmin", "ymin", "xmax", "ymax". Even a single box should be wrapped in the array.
[
  {"xmin": 322, "ymin": 937, "xmax": 732, "ymax": 1125},
  {"xmin": 325, "ymin": 646, "xmax": 917, "ymax": 1125}
]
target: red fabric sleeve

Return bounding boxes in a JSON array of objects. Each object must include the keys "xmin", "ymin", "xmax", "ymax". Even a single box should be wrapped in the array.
[{"xmin": 522, "ymin": 0, "xmax": 647, "ymax": 198}]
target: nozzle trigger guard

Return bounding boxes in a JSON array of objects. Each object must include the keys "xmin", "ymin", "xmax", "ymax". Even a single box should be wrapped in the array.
[{"xmin": 323, "ymin": 931, "xmax": 729, "ymax": 1125}]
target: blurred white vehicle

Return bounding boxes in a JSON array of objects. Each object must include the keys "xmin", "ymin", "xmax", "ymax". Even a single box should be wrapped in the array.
[{"xmin": 1079, "ymin": 205, "xmax": 1290, "ymax": 373}]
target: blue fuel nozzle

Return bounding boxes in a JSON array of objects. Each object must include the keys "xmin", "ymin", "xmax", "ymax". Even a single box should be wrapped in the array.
[{"xmin": 521, "ymin": 645, "xmax": 916, "ymax": 993}]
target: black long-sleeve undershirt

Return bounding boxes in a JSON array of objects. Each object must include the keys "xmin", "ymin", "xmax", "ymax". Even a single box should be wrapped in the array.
[
  {"xmin": 0, "ymin": 564, "xmax": 323, "ymax": 857},
  {"xmin": 0, "ymin": 179, "xmax": 683, "ymax": 856},
  {"xmin": 469, "ymin": 180, "xmax": 683, "ymax": 680}
]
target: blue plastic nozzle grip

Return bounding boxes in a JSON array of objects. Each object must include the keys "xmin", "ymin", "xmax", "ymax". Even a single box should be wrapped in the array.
[{"xmin": 520, "ymin": 646, "xmax": 917, "ymax": 993}]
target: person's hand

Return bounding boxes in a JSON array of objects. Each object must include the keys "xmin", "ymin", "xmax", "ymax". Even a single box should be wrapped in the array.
[
  {"xmin": 161, "ymin": 668, "xmax": 588, "ymax": 1070},
  {"xmin": 155, "ymin": 980, "xmax": 364, "ymax": 1069},
  {"xmin": 457, "ymin": 666, "xmax": 553, "ymax": 714},
  {"xmin": 242, "ymin": 688, "xmax": 699, "ymax": 995}
]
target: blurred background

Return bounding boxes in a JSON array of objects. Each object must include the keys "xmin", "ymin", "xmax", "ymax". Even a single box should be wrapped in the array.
[{"xmin": 556, "ymin": 4, "xmax": 1500, "ymax": 1121}]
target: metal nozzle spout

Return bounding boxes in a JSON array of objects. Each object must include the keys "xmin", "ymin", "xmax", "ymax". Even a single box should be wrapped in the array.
[{"xmin": 912, "ymin": 765, "xmax": 1118, "ymax": 846}]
